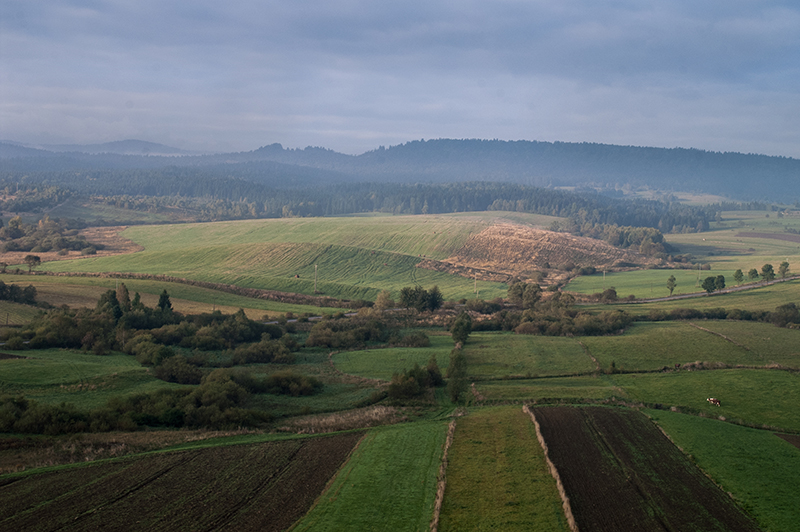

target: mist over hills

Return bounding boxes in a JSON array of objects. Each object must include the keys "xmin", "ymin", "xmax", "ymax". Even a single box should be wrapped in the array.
[{"xmin": 1, "ymin": 138, "xmax": 798, "ymax": 202}]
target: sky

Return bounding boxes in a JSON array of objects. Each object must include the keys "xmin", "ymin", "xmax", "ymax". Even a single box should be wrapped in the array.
[{"xmin": 1, "ymin": 1, "xmax": 799, "ymax": 156}]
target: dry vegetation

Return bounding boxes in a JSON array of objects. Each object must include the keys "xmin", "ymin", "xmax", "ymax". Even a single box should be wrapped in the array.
[
  {"xmin": 0, "ymin": 428, "xmax": 258, "ymax": 474},
  {"xmin": 418, "ymin": 223, "xmax": 656, "ymax": 285},
  {"xmin": 0, "ymin": 226, "xmax": 142, "ymax": 267},
  {"xmin": 275, "ymin": 405, "xmax": 407, "ymax": 434}
]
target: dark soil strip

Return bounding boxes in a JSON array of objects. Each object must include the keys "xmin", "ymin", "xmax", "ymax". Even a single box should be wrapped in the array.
[
  {"xmin": 0, "ymin": 352, "xmax": 25, "ymax": 360},
  {"xmin": 775, "ymin": 433, "xmax": 800, "ymax": 450},
  {"xmin": 736, "ymin": 232, "xmax": 800, "ymax": 243},
  {"xmin": 533, "ymin": 406, "xmax": 761, "ymax": 532},
  {"xmin": 0, "ymin": 432, "xmax": 364, "ymax": 532}
]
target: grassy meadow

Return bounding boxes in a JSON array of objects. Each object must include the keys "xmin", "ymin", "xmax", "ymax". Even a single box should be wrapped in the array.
[
  {"xmin": 332, "ymin": 333, "xmax": 454, "ymax": 381},
  {"xmin": 567, "ymin": 209, "xmax": 800, "ymax": 300},
  {"xmin": 464, "ymin": 332, "xmax": 595, "ymax": 378},
  {"xmin": 1, "ymin": 274, "xmax": 337, "ymax": 318},
  {"xmin": 291, "ymin": 420, "xmax": 448, "ymax": 532},
  {"xmin": 3, "ymin": 208, "xmax": 800, "ymax": 531},
  {"xmin": 0, "ymin": 348, "xmax": 182, "ymax": 410},
  {"xmin": 438, "ymin": 406, "xmax": 570, "ymax": 531},
  {"xmin": 648, "ymin": 409, "xmax": 800, "ymax": 532},
  {"xmin": 35, "ymin": 213, "xmax": 522, "ymax": 302}
]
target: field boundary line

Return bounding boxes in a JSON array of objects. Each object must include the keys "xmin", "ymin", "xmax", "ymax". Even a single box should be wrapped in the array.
[
  {"xmin": 687, "ymin": 322, "xmax": 751, "ymax": 352},
  {"xmin": 577, "ymin": 341, "xmax": 600, "ymax": 373},
  {"xmin": 429, "ymin": 418, "xmax": 456, "ymax": 532},
  {"xmin": 289, "ymin": 432, "xmax": 370, "ymax": 531},
  {"xmin": 523, "ymin": 405, "xmax": 579, "ymax": 532}
]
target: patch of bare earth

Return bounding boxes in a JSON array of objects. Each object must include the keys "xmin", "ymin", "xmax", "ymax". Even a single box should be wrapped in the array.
[
  {"xmin": 418, "ymin": 223, "xmax": 656, "ymax": 284},
  {"xmin": 776, "ymin": 433, "xmax": 800, "ymax": 449},
  {"xmin": 0, "ymin": 226, "xmax": 142, "ymax": 267}
]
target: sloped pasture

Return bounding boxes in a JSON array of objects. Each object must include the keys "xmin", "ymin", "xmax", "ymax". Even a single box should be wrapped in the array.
[
  {"xmin": 532, "ymin": 406, "xmax": 761, "ymax": 532},
  {"xmin": 0, "ymin": 432, "xmax": 363, "ymax": 532}
]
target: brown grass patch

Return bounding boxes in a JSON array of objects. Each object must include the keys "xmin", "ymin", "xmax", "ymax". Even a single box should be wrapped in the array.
[
  {"xmin": 0, "ymin": 428, "xmax": 258, "ymax": 474},
  {"xmin": 275, "ymin": 405, "xmax": 406, "ymax": 434},
  {"xmin": 417, "ymin": 223, "xmax": 656, "ymax": 284},
  {"xmin": 0, "ymin": 226, "xmax": 142, "ymax": 268}
]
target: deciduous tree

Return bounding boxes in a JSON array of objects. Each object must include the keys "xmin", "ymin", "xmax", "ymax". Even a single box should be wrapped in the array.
[
  {"xmin": 761, "ymin": 264, "xmax": 775, "ymax": 282},
  {"xmin": 778, "ymin": 261, "xmax": 790, "ymax": 279},
  {"xmin": 666, "ymin": 275, "xmax": 677, "ymax": 296},
  {"xmin": 701, "ymin": 276, "xmax": 717, "ymax": 293},
  {"xmin": 23, "ymin": 254, "xmax": 41, "ymax": 273}
]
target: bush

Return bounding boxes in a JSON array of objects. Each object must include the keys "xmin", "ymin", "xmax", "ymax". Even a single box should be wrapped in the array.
[{"xmin": 264, "ymin": 371, "xmax": 323, "ymax": 397}]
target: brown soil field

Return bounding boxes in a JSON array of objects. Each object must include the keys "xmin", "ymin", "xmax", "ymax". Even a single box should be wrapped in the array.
[
  {"xmin": 0, "ymin": 226, "xmax": 142, "ymax": 268},
  {"xmin": 776, "ymin": 433, "xmax": 800, "ymax": 450},
  {"xmin": 0, "ymin": 432, "xmax": 363, "ymax": 532},
  {"xmin": 735, "ymin": 232, "xmax": 800, "ymax": 243},
  {"xmin": 418, "ymin": 224, "xmax": 656, "ymax": 284},
  {"xmin": 532, "ymin": 406, "xmax": 760, "ymax": 532}
]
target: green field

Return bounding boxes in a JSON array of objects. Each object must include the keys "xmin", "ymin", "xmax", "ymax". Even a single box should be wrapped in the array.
[
  {"xmin": 0, "ymin": 348, "xmax": 181, "ymax": 410},
  {"xmin": 0, "ymin": 300, "xmax": 42, "ymax": 326},
  {"xmin": 474, "ymin": 375, "xmax": 618, "ymax": 403},
  {"xmin": 580, "ymin": 321, "xmax": 768, "ymax": 372},
  {"xmin": 332, "ymin": 333, "xmax": 454, "ymax": 381},
  {"xmin": 38, "ymin": 214, "xmax": 515, "ymax": 301},
  {"xmin": 438, "ymin": 406, "xmax": 569, "ymax": 531},
  {"xmin": 649, "ymin": 409, "xmax": 800, "ymax": 532},
  {"xmin": 692, "ymin": 320, "xmax": 800, "ymax": 366},
  {"xmin": 568, "ymin": 209, "xmax": 800, "ymax": 300},
  {"xmin": 464, "ymin": 332, "xmax": 595, "ymax": 378},
  {"xmin": 292, "ymin": 420, "xmax": 448, "ymax": 531},
  {"xmin": 613, "ymin": 370, "xmax": 800, "ymax": 433}
]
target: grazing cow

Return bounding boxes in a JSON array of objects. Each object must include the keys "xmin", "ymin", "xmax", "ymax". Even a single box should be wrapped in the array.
[{"xmin": 707, "ymin": 397, "xmax": 721, "ymax": 406}]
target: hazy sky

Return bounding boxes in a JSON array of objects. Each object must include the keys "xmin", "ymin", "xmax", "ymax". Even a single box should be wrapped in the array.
[{"xmin": 1, "ymin": 1, "xmax": 798, "ymax": 156}]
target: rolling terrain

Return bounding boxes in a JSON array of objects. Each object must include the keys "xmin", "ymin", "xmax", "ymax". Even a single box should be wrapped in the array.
[{"xmin": 1, "ymin": 207, "xmax": 799, "ymax": 531}]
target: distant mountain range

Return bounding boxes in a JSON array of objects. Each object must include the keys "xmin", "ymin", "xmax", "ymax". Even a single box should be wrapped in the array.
[{"xmin": 1, "ymin": 138, "xmax": 798, "ymax": 202}]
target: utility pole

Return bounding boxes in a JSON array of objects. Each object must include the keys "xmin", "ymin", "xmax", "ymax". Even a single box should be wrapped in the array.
[{"xmin": 314, "ymin": 264, "xmax": 318, "ymax": 293}]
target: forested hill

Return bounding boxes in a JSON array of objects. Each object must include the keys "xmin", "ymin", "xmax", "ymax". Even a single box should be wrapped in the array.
[
  {"xmin": 243, "ymin": 140, "xmax": 800, "ymax": 201},
  {"xmin": 2, "ymin": 138, "xmax": 799, "ymax": 201}
]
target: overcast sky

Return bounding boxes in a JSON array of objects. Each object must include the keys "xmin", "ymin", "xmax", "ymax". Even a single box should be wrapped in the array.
[{"xmin": 1, "ymin": 1, "xmax": 798, "ymax": 156}]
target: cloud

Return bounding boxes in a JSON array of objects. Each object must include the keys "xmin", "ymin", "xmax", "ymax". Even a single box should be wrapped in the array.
[{"xmin": 1, "ymin": 0, "xmax": 798, "ymax": 156}]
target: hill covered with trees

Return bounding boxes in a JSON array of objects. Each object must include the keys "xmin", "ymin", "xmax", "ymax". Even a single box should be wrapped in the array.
[{"xmin": 3, "ymin": 138, "xmax": 798, "ymax": 201}]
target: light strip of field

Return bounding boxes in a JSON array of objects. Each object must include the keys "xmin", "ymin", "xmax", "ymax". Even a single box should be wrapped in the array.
[
  {"xmin": 437, "ymin": 406, "xmax": 570, "ymax": 531},
  {"xmin": 292, "ymin": 421, "xmax": 447, "ymax": 531},
  {"xmin": 0, "ymin": 274, "xmax": 337, "ymax": 318}
]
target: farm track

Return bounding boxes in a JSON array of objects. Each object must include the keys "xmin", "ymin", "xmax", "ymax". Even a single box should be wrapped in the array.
[
  {"xmin": 624, "ymin": 274, "xmax": 800, "ymax": 304},
  {"xmin": 0, "ymin": 432, "xmax": 364, "ymax": 532},
  {"xmin": 532, "ymin": 406, "xmax": 762, "ymax": 532}
]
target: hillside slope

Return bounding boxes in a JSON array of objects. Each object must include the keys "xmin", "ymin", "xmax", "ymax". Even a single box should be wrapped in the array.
[{"xmin": 418, "ymin": 223, "xmax": 654, "ymax": 284}]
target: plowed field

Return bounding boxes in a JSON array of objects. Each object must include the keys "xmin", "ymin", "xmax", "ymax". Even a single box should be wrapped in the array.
[
  {"xmin": 532, "ymin": 406, "xmax": 760, "ymax": 532},
  {"xmin": 0, "ymin": 432, "xmax": 363, "ymax": 532}
]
